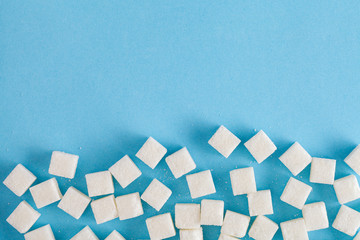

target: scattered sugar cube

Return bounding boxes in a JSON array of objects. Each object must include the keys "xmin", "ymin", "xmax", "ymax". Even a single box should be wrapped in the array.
[
  {"xmin": 24, "ymin": 224, "xmax": 55, "ymax": 240},
  {"xmin": 116, "ymin": 192, "xmax": 144, "ymax": 220},
  {"xmin": 280, "ymin": 177, "xmax": 312, "ymax": 209},
  {"xmin": 280, "ymin": 218, "xmax": 308, "ymax": 240},
  {"xmin": 218, "ymin": 233, "xmax": 239, "ymax": 240},
  {"xmin": 244, "ymin": 130, "xmax": 277, "ymax": 163},
  {"xmin": 136, "ymin": 137, "xmax": 167, "ymax": 169},
  {"xmin": 109, "ymin": 155, "xmax": 142, "ymax": 188},
  {"xmin": 175, "ymin": 203, "xmax": 201, "ymax": 229},
  {"xmin": 208, "ymin": 125, "xmax": 241, "ymax": 158},
  {"xmin": 333, "ymin": 175, "xmax": 360, "ymax": 204},
  {"xmin": 279, "ymin": 142, "xmax": 312, "ymax": 176},
  {"xmin": 345, "ymin": 145, "xmax": 360, "ymax": 175},
  {"xmin": 309, "ymin": 157, "xmax": 336, "ymax": 185},
  {"xmin": 70, "ymin": 226, "xmax": 99, "ymax": 240},
  {"xmin": 200, "ymin": 199, "xmax": 224, "ymax": 226},
  {"xmin": 141, "ymin": 179, "xmax": 172, "ymax": 211},
  {"xmin": 58, "ymin": 186, "xmax": 91, "ymax": 219},
  {"xmin": 30, "ymin": 178, "xmax": 62, "ymax": 208},
  {"xmin": 146, "ymin": 213, "xmax": 176, "ymax": 239},
  {"xmin": 332, "ymin": 205, "xmax": 360, "ymax": 236},
  {"xmin": 104, "ymin": 230, "xmax": 126, "ymax": 240},
  {"xmin": 165, "ymin": 147, "xmax": 196, "ymax": 178},
  {"xmin": 180, "ymin": 228, "xmax": 203, "ymax": 240},
  {"xmin": 230, "ymin": 167, "xmax": 256, "ymax": 196},
  {"xmin": 221, "ymin": 210, "xmax": 250, "ymax": 238},
  {"xmin": 248, "ymin": 215, "xmax": 279, "ymax": 240},
  {"xmin": 302, "ymin": 202, "xmax": 329, "ymax": 231},
  {"xmin": 247, "ymin": 190, "xmax": 273, "ymax": 216},
  {"xmin": 91, "ymin": 195, "xmax": 118, "ymax": 224},
  {"xmin": 6, "ymin": 201, "xmax": 40, "ymax": 233},
  {"xmin": 85, "ymin": 171, "xmax": 114, "ymax": 197},
  {"xmin": 186, "ymin": 170, "xmax": 216, "ymax": 198},
  {"xmin": 3, "ymin": 164, "xmax": 36, "ymax": 196},
  {"xmin": 48, "ymin": 151, "xmax": 79, "ymax": 179}
]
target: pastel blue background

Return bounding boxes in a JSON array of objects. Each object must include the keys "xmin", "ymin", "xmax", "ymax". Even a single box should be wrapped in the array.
[{"xmin": 1, "ymin": 1, "xmax": 360, "ymax": 239}]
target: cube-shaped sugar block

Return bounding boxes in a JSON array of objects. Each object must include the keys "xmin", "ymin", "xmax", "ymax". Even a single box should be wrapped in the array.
[
  {"xmin": 345, "ymin": 145, "xmax": 360, "ymax": 175},
  {"xmin": 200, "ymin": 199, "xmax": 224, "ymax": 226},
  {"xmin": 309, "ymin": 157, "xmax": 336, "ymax": 184},
  {"xmin": 58, "ymin": 186, "xmax": 91, "ymax": 219},
  {"xmin": 333, "ymin": 175, "xmax": 360, "ymax": 204},
  {"xmin": 186, "ymin": 170, "xmax": 216, "ymax": 199},
  {"xmin": 279, "ymin": 142, "xmax": 312, "ymax": 176},
  {"xmin": 85, "ymin": 171, "xmax": 114, "ymax": 197},
  {"xmin": 332, "ymin": 205, "xmax": 360, "ymax": 236},
  {"xmin": 146, "ymin": 213, "xmax": 176, "ymax": 239},
  {"xmin": 3, "ymin": 164, "xmax": 36, "ymax": 196},
  {"xmin": 6, "ymin": 201, "xmax": 40, "ymax": 233},
  {"xmin": 91, "ymin": 195, "xmax": 118, "ymax": 224},
  {"xmin": 221, "ymin": 210, "xmax": 250, "ymax": 238},
  {"xmin": 230, "ymin": 167, "xmax": 256, "ymax": 196},
  {"xmin": 141, "ymin": 179, "xmax": 172, "ymax": 211},
  {"xmin": 48, "ymin": 151, "xmax": 79, "ymax": 179},
  {"xmin": 302, "ymin": 202, "xmax": 328, "ymax": 231},
  {"xmin": 218, "ymin": 234, "xmax": 239, "ymax": 240},
  {"xmin": 208, "ymin": 125, "xmax": 241, "ymax": 158},
  {"xmin": 244, "ymin": 130, "xmax": 277, "ymax": 163},
  {"xmin": 104, "ymin": 230, "xmax": 125, "ymax": 240},
  {"xmin": 280, "ymin": 177, "xmax": 312, "ymax": 209},
  {"xmin": 24, "ymin": 224, "xmax": 55, "ymax": 240},
  {"xmin": 280, "ymin": 218, "xmax": 308, "ymax": 240},
  {"xmin": 247, "ymin": 190, "xmax": 273, "ymax": 216},
  {"xmin": 30, "ymin": 178, "xmax": 62, "ymax": 208},
  {"xmin": 165, "ymin": 147, "xmax": 196, "ymax": 179},
  {"xmin": 248, "ymin": 215, "xmax": 278, "ymax": 240},
  {"xmin": 175, "ymin": 203, "xmax": 201, "ymax": 229},
  {"xmin": 109, "ymin": 155, "xmax": 142, "ymax": 188},
  {"xmin": 116, "ymin": 192, "xmax": 143, "ymax": 220},
  {"xmin": 136, "ymin": 137, "xmax": 167, "ymax": 169},
  {"xmin": 180, "ymin": 228, "xmax": 203, "ymax": 240},
  {"xmin": 70, "ymin": 226, "xmax": 99, "ymax": 240}
]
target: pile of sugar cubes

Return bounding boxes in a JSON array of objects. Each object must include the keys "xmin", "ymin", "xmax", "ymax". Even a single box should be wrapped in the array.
[{"xmin": 3, "ymin": 125, "xmax": 360, "ymax": 239}]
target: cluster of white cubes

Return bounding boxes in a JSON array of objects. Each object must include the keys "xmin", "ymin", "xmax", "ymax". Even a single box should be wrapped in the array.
[
  {"xmin": 279, "ymin": 142, "xmax": 312, "ymax": 176},
  {"xmin": 208, "ymin": 125, "xmax": 241, "ymax": 158},
  {"xmin": 141, "ymin": 179, "xmax": 172, "ymax": 211},
  {"xmin": 165, "ymin": 147, "xmax": 196, "ymax": 178},
  {"xmin": 70, "ymin": 226, "xmax": 99, "ymax": 240},
  {"xmin": 280, "ymin": 177, "xmax": 312, "ymax": 209},
  {"xmin": 244, "ymin": 130, "xmax": 277, "ymax": 163},
  {"xmin": 136, "ymin": 137, "xmax": 167, "ymax": 169},
  {"xmin": 186, "ymin": 170, "xmax": 216, "ymax": 198},
  {"xmin": 333, "ymin": 174, "xmax": 360, "ymax": 204},
  {"xmin": 3, "ymin": 164, "xmax": 36, "ymax": 196}
]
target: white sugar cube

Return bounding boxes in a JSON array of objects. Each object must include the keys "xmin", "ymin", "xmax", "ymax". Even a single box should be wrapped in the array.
[
  {"xmin": 70, "ymin": 226, "xmax": 99, "ymax": 240},
  {"xmin": 208, "ymin": 125, "xmax": 241, "ymax": 158},
  {"xmin": 104, "ymin": 230, "xmax": 126, "ymax": 240},
  {"xmin": 280, "ymin": 218, "xmax": 308, "ymax": 240},
  {"xmin": 175, "ymin": 203, "xmax": 201, "ymax": 229},
  {"xmin": 24, "ymin": 224, "xmax": 55, "ymax": 240},
  {"xmin": 279, "ymin": 142, "xmax": 312, "ymax": 176},
  {"xmin": 136, "ymin": 137, "xmax": 167, "ymax": 169},
  {"xmin": 218, "ymin": 233, "xmax": 239, "ymax": 240},
  {"xmin": 230, "ymin": 167, "xmax": 256, "ymax": 196},
  {"xmin": 248, "ymin": 215, "xmax": 279, "ymax": 240},
  {"xmin": 247, "ymin": 190, "xmax": 273, "ymax": 216},
  {"xmin": 244, "ymin": 130, "xmax": 277, "ymax": 163},
  {"xmin": 333, "ymin": 175, "xmax": 360, "ymax": 204},
  {"xmin": 332, "ymin": 205, "xmax": 360, "ymax": 236},
  {"xmin": 30, "ymin": 178, "xmax": 62, "ymax": 208},
  {"xmin": 200, "ymin": 199, "xmax": 224, "ymax": 226},
  {"xmin": 221, "ymin": 210, "xmax": 250, "ymax": 238},
  {"xmin": 146, "ymin": 213, "xmax": 176, "ymax": 239},
  {"xmin": 109, "ymin": 155, "xmax": 142, "ymax": 188},
  {"xmin": 141, "ymin": 179, "xmax": 172, "ymax": 211},
  {"xmin": 91, "ymin": 195, "xmax": 118, "ymax": 224},
  {"xmin": 3, "ymin": 164, "xmax": 36, "ymax": 196},
  {"xmin": 58, "ymin": 186, "xmax": 91, "ymax": 219},
  {"xmin": 116, "ymin": 192, "xmax": 143, "ymax": 220},
  {"xmin": 186, "ymin": 170, "xmax": 216, "ymax": 199},
  {"xmin": 49, "ymin": 151, "xmax": 79, "ymax": 179},
  {"xmin": 309, "ymin": 157, "xmax": 336, "ymax": 184},
  {"xmin": 180, "ymin": 228, "xmax": 203, "ymax": 240},
  {"xmin": 345, "ymin": 145, "xmax": 360, "ymax": 175},
  {"xmin": 165, "ymin": 147, "xmax": 196, "ymax": 179},
  {"xmin": 6, "ymin": 201, "xmax": 40, "ymax": 233},
  {"xmin": 280, "ymin": 177, "xmax": 312, "ymax": 209},
  {"xmin": 85, "ymin": 171, "xmax": 114, "ymax": 197},
  {"xmin": 302, "ymin": 202, "xmax": 328, "ymax": 231}
]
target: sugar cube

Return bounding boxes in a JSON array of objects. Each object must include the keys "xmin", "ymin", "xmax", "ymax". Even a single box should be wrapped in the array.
[
  {"xmin": 109, "ymin": 155, "xmax": 142, "ymax": 188},
  {"xmin": 116, "ymin": 192, "xmax": 143, "ymax": 220},
  {"xmin": 70, "ymin": 226, "xmax": 99, "ymax": 240},
  {"xmin": 6, "ymin": 201, "xmax": 40, "ymax": 233},
  {"xmin": 3, "ymin": 164, "xmax": 36, "ymax": 196},
  {"xmin": 309, "ymin": 157, "xmax": 336, "ymax": 184},
  {"xmin": 180, "ymin": 228, "xmax": 203, "ymax": 240},
  {"xmin": 24, "ymin": 224, "xmax": 55, "ymax": 240},
  {"xmin": 218, "ymin": 234, "xmax": 239, "ymax": 240},
  {"xmin": 186, "ymin": 170, "xmax": 216, "ymax": 198},
  {"xmin": 244, "ymin": 130, "xmax": 277, "ymax": 163},
  {"xmin": 280, "ymin": 218, "xmax": 308, "ymax": 240},
  {"xmin": 136, "ymin": 137, "xmax": 167, "ymax": 169},
  {"xmin": 146, "ymin": 213, "xmax": 176, "ymax": 239},
  {"xmin": 48, "ymin": 151, "xmax": 79, "ymax": 179},
  {"xmin": 175, "ymin": 203, "xmax": 201, "ymax": 229},
  {"xmin": 248, "ymin": 215, "xmax": 279, "ymax": 240},
  {"xmin": 208, "ymin": 125, "xmax": 241, "ymax": 158},
  {"xmin": 345, "ymin": 145, "xmax": 360, "ymax": 175},
  {"xmin": 104, "ymin": 230, "xmax": 126, "ymax": 240},
  {"xmin": 302, "ymin": 202, "xmax": 328, "ymax": 231},
  {"xmin": 332, "ymin": 205, "xmax": 360, "ymax": 236},
  {"xmin": 230, "ymin": 167, "xmax": 256, "ymax": 196},
  {"xmin": 279, "ymin": 142, "xmax": 312, "ymax": 176},
  {"xmin": 85, "ymin": 171, "xmax": 114, "ymax": 197},
  {"xmin": 247, "ymin": 189, "xmax": 273, "ymax": 216},
  {"xmin": 58, "ymin": 186, "xmax": 91, "ymax": 219},
  {"xmin": 280, "ymin": 177, "xmax": 312, "ymax": 209},
  {"xmin": 200, "ymin": 199, "xmax": 224, "ymax": 226},
  {"xmin": 91, "ymin": 195, "xmax": 118, "ymax": 224},
  {"xmin": 333, "ymin": 175, "xmax": 360, "ymax": 204},
  {"xmin": 141, "ymin": 179, "xmax": 172, "ymax": 211},
  {"xmin": 165, "ymin": 147, "xmax": 196, "ymax": 179},
  {"xmin": 29, "ymin": 178, "xmax": 62, "ymax": 208},
  {"xmin": 221, "ymin": 210, "xmax": 250, "ymax": 238}
]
